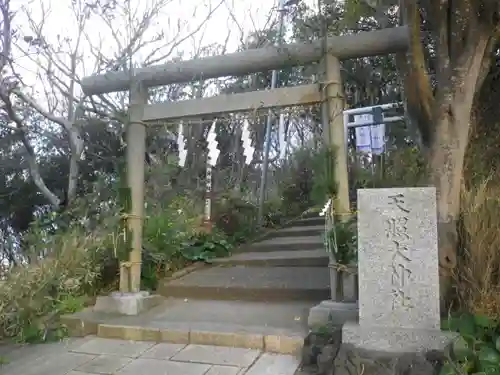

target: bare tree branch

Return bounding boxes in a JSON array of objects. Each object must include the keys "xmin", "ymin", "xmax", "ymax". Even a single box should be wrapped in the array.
[{"xmin": 3, "ymin": 0, "xmax": 219, "ymax": 207}]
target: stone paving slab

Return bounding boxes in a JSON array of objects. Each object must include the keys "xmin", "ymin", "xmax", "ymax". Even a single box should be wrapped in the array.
[
  {"xmin": 76, "ymin": 355, "xmax": 132, "ymax": 373},
  {"xmin": 73, "ymin": 337, "xmax": 155, "ymax": 357},
  {"xmin": 171, "ymin": 344, "xmax": 260, "ymax": 367},
  {"xmin": 2, "ymin": 351, "xmax": 96, "ymax": 375},
  {"xmin": 116, "ymin": 357, "xmax": 211, "ymax": 375},
  {"xmin": 245, "ymin": 353, "xmax": 300, "ymax": 375},
  {"xmin": 140, "ymin": 342, "xmax": 186, "ymax": 359},
  {"xmin": 206, "ymin": 365, "xmax": 242, "ymax": 375},
  {"xmin": 0, "ymin": 337, "xmax": 301, "ymax": 375}
]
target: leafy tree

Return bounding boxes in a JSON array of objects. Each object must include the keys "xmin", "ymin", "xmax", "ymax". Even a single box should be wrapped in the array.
[{"xmin": 344, "ymin": 0, "xmax": 499, "ymax": 295}]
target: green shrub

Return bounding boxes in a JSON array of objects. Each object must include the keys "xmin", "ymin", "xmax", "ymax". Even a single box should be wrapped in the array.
[
  {"xmin": 326, "ymin": 216, "xmax": 357, "ymax": 265},
  {"xmin": 142, "ymin": 198, "xmax": 197, "ymax": 265},
  {"xmin": 0, "ymin": 226, "xmax": 108, "ymax": 342},
  {"xmin": 212, "ymin": 194, "xmax": 285, "ymax": 237},
  {"xmin": 324, "ymin": 215, "xmax": 357, "ymax": 301},
  {"xmin": 441, "ymin": 313, "xmax": 500, "ymax": 375},
  {"xmin": 180, "ymin": 231, "xmax": 231, "ymax": 262},
  {"xmin": 310, "ymin": 147, "xmax": 338, "ymax": 207},
  {"xmin": 277, "ymin": 146, "xmax": 339, "ymax": 213},
  {"xmin": 278, "ymin": 148, "xmax": 316, "ymax": 216},
  {"xmin": 261, "ymin": 198, "xmax": 286, "ymax": 228},
  {"xmin": 0, "ymin": 190, "xmax": 236, "ymax": 341},
  {"xmin": 350, "ymin": 147, "xmax": 428, "ymax": 191},
  {"xmin": 213, "ymin": 194, "xmax": 259, "ymax": 242},
  {"xmin": 0, "ymin": 166, "xmax": 296, "ymax": 342},
  {"xmin": 141, "ymin": 195, "xmax": 233, "ymax": 290}
]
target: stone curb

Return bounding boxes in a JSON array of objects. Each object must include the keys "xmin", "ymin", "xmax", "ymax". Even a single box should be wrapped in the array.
[{"xmin": 61, "ymin": 316, "xmax": 304, "ymax": 355}]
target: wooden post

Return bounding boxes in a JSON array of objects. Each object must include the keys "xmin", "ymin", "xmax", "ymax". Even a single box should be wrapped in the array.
[
  {"xmin": 325, "ymin": 54, "xmax": 350, "ymax": 217},
  {"xmin": 121, "ymin": 81, "xmax": 148, "ymax": 293}
]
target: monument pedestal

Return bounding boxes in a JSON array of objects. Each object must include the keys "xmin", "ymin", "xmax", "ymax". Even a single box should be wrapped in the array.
[
  {"xmin": 342, "ymin": 322, "xmax": 457, "ymax": 353},
  {"xmin": 93, "ymin": 291, "xmax": 162, "ymax": 316},
  {"xmin": 308, "ymin": 300, "xmax": 358, "ymax": 328}
]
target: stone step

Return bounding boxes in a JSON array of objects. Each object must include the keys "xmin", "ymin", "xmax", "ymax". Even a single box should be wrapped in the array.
[
  {"xmin": 300, "ymin": 210, "xmax": 322, "ymax": 219},
  {"xmin": 283, "ymin": 216, "xmax": 324, "ymax": 228},
  {"xmin": 158, "ymin": 266, "xmax": 330, "ymax": 302},
  {"xmin": 266, "ymin": 225, "xmax": 324, "ymax": 238},
  {"xmin": 242, "ymin": 223, "xmax": 324, "ymax": 243},
  {"xmin": 63, "ymin": 298, "xmax": 310, "ymax": 354},
  {"xmin": 243, "ymin": 235, "xmax": 324, "ymax": 252},
  {"xmin": 212, "ymin": 250, "xmax": 329, "ymax": 267}
]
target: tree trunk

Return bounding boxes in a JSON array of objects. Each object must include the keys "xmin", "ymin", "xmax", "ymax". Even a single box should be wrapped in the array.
[
  {"xmin": 430, "ymin": 99, "xmax": 472, "ymax": 271},
  {"xmin": 396, "ymin": 0, "xmax": 497, "ymax": 309},
  {"xmin": 429, "ymin": 34, "xmax": 490, "ymax": 301},
  {"xmin": 67, "ymin": 127, "xmax": 84, "ymax": 204}
]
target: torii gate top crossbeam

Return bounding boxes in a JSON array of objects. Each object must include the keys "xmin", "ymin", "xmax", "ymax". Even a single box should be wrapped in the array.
[{"xmin": 81, "ymin": 26, "xmax": 409, "ymax": 96}]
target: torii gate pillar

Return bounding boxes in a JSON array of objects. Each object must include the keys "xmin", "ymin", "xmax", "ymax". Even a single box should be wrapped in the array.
[
  {"xmin": 324, "ymin": 54, "xmax": 350, "ymax": 217},
  {"xmin": 93, "ymin": 82, "xmax": 163, "ymax": 315},
  {"xmin": 121, "ymin": 81, "xmax": 147, "ymax": 293}
]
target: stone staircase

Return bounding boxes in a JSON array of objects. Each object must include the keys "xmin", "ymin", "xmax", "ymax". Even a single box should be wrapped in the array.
[
  {"xmin": 158, "ymin": 213, "xmax": 328, "ymax": 302},
  {"xmin": 63, "ymin": 211, "xmax": 329, "ymax": 355}
]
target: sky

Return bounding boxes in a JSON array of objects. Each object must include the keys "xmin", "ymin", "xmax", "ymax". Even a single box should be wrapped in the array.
[
  {"xmin": 5, "ymin": 0, "xmax": 318, "ymax": 160},
  {"xmin": 11, "ymin": 0, "xmax": 303, "ymax": 101}
]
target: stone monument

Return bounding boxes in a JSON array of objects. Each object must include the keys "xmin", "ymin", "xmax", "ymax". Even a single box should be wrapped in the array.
[{"xmin": 342, "ymin": 187, "xmax": 456, "ymax": 352}]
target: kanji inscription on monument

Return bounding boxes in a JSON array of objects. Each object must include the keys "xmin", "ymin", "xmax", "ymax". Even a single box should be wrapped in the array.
[
  {"xmin": 357, "ymin": 188, "xmax": 441, "ymax": 330},
  {"xmin": 385, "ymin": 194, "xmax": 414, "ymax": 311}
]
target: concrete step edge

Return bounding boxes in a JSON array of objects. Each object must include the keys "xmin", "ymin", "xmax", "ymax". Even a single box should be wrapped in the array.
[
  {"xmin": 283, "ymin": 217, "xmax": 324, "ymax": 228},
  {"xmin": 240, "ymin": 243, "xmax": 324, "ymax": 253},
  {"xmin": 256, "ymin": 236, "xmax": 324, "ymax": 244},
  {"xmin": 269, "ymin": 232, "xmax": 323, "ymax": 239},
  {"xmin": 158, "ymin": 284, "xmax": 330, "ymax": 302},
  {"xmin": 62, "ymin": 316, "xmax": 304, "ymax": 355},
  {"xmin": 212, "ymin": 252, "xmax": 328, "ymax": 267},
  {"xmin": 269, "ymin": 227, "xmax": 324, "ymax": 237}
]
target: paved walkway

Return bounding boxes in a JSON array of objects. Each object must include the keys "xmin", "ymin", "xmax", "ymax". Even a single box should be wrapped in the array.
[{"xmin": 0, "ymin": 337, "xmax": 301, "ymax": 375}]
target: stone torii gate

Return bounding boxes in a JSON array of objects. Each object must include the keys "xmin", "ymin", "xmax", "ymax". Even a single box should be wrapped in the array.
[{"xmin": 82, "ymin": 26, "xmax": 409, "ymax": 315}]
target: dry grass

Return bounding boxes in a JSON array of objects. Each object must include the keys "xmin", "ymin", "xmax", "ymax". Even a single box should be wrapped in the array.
[{"xmin": 454, "ymin": 178, "xmax": 500, "ymax": 318}]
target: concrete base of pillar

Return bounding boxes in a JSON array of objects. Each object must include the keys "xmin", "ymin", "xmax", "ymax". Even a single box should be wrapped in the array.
[
  {"xmin": 307, "ymin": 299, "xmax": 358, "ymax": 328},
  {"xmin": 93, "ymin": 291, "xmax": 162, "ymax": 316}
]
